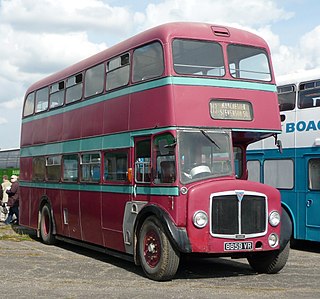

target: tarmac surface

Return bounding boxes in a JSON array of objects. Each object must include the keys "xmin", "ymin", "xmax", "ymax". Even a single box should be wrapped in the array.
[{"xmin": 0, "ymin": 223, "xmax": 320, "ymax": 299}]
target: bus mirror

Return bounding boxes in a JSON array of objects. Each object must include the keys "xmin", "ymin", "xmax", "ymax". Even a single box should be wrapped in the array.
[
  {"xmin": 127, "ymin": 168, "xmax": 133, "ymax": 183},
  {"xmin": 274, "ymin": 134, "xmax": 283, "ymax": 154}
]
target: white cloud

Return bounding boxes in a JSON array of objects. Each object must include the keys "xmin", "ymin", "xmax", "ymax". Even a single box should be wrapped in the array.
[
  {"xmin": 0, "ymin": 117, "xmax": 8, "ymax": 125},
  {"xmin": 140, "ymin": 0, "xmax": 293, "ymax": 30}
]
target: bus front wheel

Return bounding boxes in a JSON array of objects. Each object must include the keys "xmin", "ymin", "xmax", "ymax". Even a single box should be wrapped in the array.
[
  {"xmin": 40, "ymin": 204, "xmax": 56, "ymax": 245},
  {"xmin": 138, "ymin": 216, "xmax": 180, "ymax": 281},
  {"xmin": 247, "ymin": 241, "xmax": 290, "ymax": 274}
]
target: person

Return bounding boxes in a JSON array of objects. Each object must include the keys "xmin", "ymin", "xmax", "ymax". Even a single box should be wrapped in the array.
[
  {"xmin": 1, "ymin": 175, "xmax": 11, "ymax": 222},
  {"xmin": 4, "ymin": 175, "xmax": 19, "ymax": 225}
]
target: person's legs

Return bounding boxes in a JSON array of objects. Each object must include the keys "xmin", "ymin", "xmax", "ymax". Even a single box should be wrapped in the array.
[{"xmin": 4, "ymin": 207, "xmax": 13, "ymax": 225}]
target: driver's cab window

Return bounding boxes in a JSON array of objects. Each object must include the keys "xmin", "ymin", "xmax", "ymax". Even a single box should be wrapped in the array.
[
  {"xmin": 135, "ymin": 139, "xmax": 151, "ymax": 183},
  {"xmin": 153, "ymin": 133, "xmax": 176, "ymax": 184}
]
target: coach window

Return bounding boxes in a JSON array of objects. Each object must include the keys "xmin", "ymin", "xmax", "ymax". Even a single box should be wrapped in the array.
[
  {"xmin": 264, "ymin": 159, "xmax": 294, "ymax": 189},
  {"xmin": 173, "ymin": 39, "xmax": 225, "ymax": 76},
  {"xmin": 46, "ymin": 155, "xmax": 61, "ymax": 181},
  {"xmin": 247, "ymin": 160, "xmax": 261, "ymax": 182},
  {"xmin": 132, "ymin": 42, "xmax": 164, "ymax": 82},
  {"xmin": 277, "ymin": 85, "xmax": 296, "ymax": 111},
  {"xmin": 106, "ymin": 53, "xmax": 130, "ymax": 90},
  {"xmin": 23, "ymin": 92, "xmax": 35, "ymax": 117},
  {"xmin": 104, "ymin": 151, "xmax": 128, "ymax": 182},
  {"xmin": 309, "ymin": 159, "xmax": 320, "ymax": 190},
  {"xmin": 153, "ymin": 133, "xmax": 176, "ymax": 184},
  {"xmin": 299, "ymin": 81, "xmax": 320, "ymax": 109},
  {"xmin": 66, "ymin": 73, "xmax": 83, "ymax": 104},
  {"xmin": 35, "ymin": 87, "xmax": 49, "ymax": 113},
  {"xmin": 32, "ymin": 157, "xmax": 46, "ymax": 181},
  {"xmin": 63, "ymin": 154, "xmax": 79, "ymax": 182},
  {"xmin": 85, "ymin": 63, "xmax": 105, "ymax": 98},
  {"xmin": 135, "ymin": 139, "xmax": 151, "ymax": 183},
  {"xmin": 50, "ymin": 81, "xmax": 65, "ymax": 109},
  {"xmin": 81, "ymin": 152, "xmax": 101, "ymax": 182}
]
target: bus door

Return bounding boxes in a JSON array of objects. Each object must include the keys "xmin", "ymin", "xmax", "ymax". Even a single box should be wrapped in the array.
[
  {"xmin": 304, "ymin": 156, "xmax": 320, "ymax": 242},
  {"xmin": 122, "ymin": 137, "xmax": 151, "ymax": 255}
]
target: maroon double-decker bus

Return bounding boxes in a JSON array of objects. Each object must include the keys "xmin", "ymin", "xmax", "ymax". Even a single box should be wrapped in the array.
[{"xmin": 19, "ymin": 22, "xmax": 290, "ymax": 280}]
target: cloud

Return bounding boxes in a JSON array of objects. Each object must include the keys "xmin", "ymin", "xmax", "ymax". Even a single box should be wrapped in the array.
[
  {"xmin": 0, "ymin": 117, "xmax": 8, "ymax": 125},
  {"xmin": 140, "ymin": 0, "xmax": 293, "ymax": 30}
]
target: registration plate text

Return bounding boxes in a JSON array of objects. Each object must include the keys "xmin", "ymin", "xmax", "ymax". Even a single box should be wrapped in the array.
[{"xmin": 224, "ymin": 241, "xmax": 253, "ymax": 251}]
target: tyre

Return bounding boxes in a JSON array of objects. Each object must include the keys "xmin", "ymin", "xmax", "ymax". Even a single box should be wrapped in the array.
[
  {"xmin": 247, "ymin": 241, "xmax": 290, "ymax": 274},
  {"xmin": 40, "ymin": 204, "xmax": 56, "ymax": 245},
  {"xmin": 138, "ymin": 216, "xmax": 180, "ymax": 281}
]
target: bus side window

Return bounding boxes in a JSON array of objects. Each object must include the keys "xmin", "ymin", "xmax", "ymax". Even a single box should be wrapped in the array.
[
  {"xmin": 81, "ymin": 152, "xmax": 101, "ymax": 182},
  {"xmin": 135, "ymin": 139, "xmax": 151, "ymax": 183},
  {"xmin": 66, "ymin": 73, "xmax": 83, "ymax": 104},
  {"xmin": 132, "ymin": 42, "xmax": 164, "ymax": 82},
  {"xmin": 32, "ymin": 157, "xmax": 46, "ymax": 181},
  {"xmin": 63, "ymin": 154, "xmax": 79, "ymax": 182},
  {"xmin": 104, "ymin": 151, "xmax": 128, "ymax": 182},
  {"xmin": 85, "ymin": 63, "xmax": 105, "ymax": 98},
  {"xmin": 309, "ymin": 159, "xmax": 320, "ymax": 190},
  {"xmin": 106, "ymin": 53, "xmax": 130, "ymax": 91},
  {"xmin": 50, "ymin": 81, "xmax": 65, "ymax": 109},
  {"xmin": 35, "ymin": 87, "xmax": 49, "ymax": 113},
  {"xmin": 46, "ymin": 155, "xmax": 61, "ymax": 181},
  {"xmin": 23, "ymin": 92, "xmax": 35, "ymax": 117}
]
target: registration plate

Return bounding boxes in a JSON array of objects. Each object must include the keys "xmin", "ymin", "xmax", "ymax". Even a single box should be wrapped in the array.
[{"xmin": 224, "ymin": 241, "xmax": 253, "ymax": 251}]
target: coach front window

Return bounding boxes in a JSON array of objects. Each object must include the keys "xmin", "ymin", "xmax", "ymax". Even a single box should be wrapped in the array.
[{"xmin": 178, "ymin": 129, "xmax": 233, "ymax": 184}]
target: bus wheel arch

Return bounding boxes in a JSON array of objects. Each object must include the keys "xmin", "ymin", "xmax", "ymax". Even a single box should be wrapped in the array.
[
  {"xmin": 38, "ymin": 198, "xmax": 56, "ymax": 245},
  {"xmin": 280, "ymin": 205, "xmax": 293, "ymax": 250}
]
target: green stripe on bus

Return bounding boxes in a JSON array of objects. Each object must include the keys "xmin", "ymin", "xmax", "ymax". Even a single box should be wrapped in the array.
[
  {"xmin": 19, "ymin": 181, "xmax": 179, "ymax": 196},
  {"xmin": 20, "ymin": 127, "xmax": 175, "ymax": 157},
  {"xmin": 22, "ymin": 76, "xmax": 276, "ymax": 124}
]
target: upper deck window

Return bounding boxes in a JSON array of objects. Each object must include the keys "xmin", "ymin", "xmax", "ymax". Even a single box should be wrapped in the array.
[
  {"xmin": 298, "ymin": 80, "xmax": 320, "ymax": 109},
  {"xmin": 172, "ymin": 39, "xmax": 225, "ymax": 76},
  {"xmin": 228, "ymin": 45, "xmax": 271, "ymax": 81},
  {"xmin": 106, "ymin": 53, "xmax": 130, "ymax": 90},
  {"xmin": 66, "ymin": 73, "xmax": 83, "ymax": 104},
  {"xmin": 132, "ymin": 42, "xmax": 164, "ymax": 82},
  {"xmin": 50, "ymin": 81, "xmax": 65, "ymax": 109},
  {"xmin": 85, "ymin": 63, "xmax": 105, "ymax": 98},
  {"xmin": 23, "ymin": 92, "xmax": 35, "ymax": 117},
  {"xmin": 35, "ymin": 87, "xmax": 49, "ymax": 113},
  {"xmin": 277, "ymin": 84, "xmax": 296, "ymax": 111}
]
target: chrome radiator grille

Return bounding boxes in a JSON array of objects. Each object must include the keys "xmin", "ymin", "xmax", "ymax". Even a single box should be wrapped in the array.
[{"xmin": 210, "ymin": 192, "xmax": 267, "ymax": 238}]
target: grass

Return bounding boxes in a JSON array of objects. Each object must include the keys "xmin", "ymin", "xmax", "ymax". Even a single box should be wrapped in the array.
[{"xmin": 0, "ymin": 224, "xmax": 35, "ymax": 242}]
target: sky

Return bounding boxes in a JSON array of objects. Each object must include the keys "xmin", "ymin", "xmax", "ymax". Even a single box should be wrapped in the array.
[{"xmin": 1, "ymin": 0, "xmax": 320, "ymax": 149}]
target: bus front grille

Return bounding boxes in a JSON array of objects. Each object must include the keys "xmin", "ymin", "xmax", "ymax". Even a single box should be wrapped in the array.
[{"xmin": 210, "ymin": 193, "xmax": 267, "ymax": 238}]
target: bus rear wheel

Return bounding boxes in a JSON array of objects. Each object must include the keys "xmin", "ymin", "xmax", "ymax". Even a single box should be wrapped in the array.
[
  {"xmin": 247, "ymin": 241, "xmax": 290, "ymax": 274},
  {"xmin": 138, "ymin": 216, "xmax": 180, "ymax": 281},
  {"xmin": 40, "ymin": 204, "xmax": 56, "ymax": 245}
]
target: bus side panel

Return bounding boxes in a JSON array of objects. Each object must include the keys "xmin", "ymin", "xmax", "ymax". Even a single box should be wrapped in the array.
[
  {"xmin": 47, "ymin": 113, "xmax": 63, "ymax": 143},
  {"xmin": 101, "ymin": 192, "xmax": 129, "ymax": 252},
  {"xmin": 19, "ymin": 187, "xmax": 32, "ymax": 227},
  {"xmin": 81, "ymin": 102, "xmax": 104, "ymax": 138},
  {"xmin": 20, "ymin": 122, "xmax": 34, "ymax": 147},
  {"xmin": 61, "ymin": 189, "xmax": 81, "ymax": 240},
  {"xmin": 62, "ymin": 109, "xmax": 82, "ymax": 141},
  {"xmin": 103, "ymin": 97, "xmax": 130, "ymax": 134},
  {"xmin": 129, "ymin": 87, "xmax": 174, "ymax": 131},
  {"xmin": 80, "ymin": 191, "xmax": 103, "ymax": 245}
]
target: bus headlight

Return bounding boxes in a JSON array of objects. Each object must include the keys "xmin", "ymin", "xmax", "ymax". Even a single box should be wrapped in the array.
[
  {"xmin": 269, "ymin": 211, "xmax": 280, "ymax": 227},
  {"xmin": 193, "ymin": 210, "xmax": 208, "ymax": 228},
  {"xmin": 268, "ymin": 233, "xmax": 279, "ymax": 247}
]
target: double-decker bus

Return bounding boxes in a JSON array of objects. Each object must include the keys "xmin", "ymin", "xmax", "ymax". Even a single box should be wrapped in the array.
[
  {"xmin": 247, "ymin": 69, "xmax": 320, "ymax": 244},
  {"xmin": 20, "ymin": 22, "xmax": 290, "ymax": 280},
  {"xmin": 0, "ymin": 148, "xmax": 20, "ymax": 178}
]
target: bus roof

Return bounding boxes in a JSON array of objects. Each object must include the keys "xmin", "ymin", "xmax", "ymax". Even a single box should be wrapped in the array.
[{"xmin": 26, "ymin": 22, "xmax": 270, "ymax": 95}]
